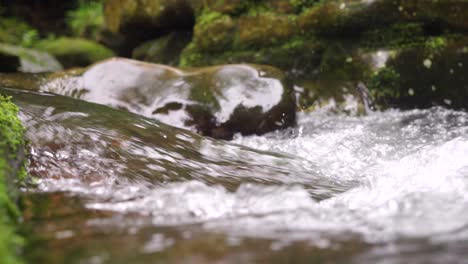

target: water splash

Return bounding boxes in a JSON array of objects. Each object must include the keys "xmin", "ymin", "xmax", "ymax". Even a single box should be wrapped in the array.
[{"xmin": 7, "ymin": 87, "xmax": 468, "ymax": 262}]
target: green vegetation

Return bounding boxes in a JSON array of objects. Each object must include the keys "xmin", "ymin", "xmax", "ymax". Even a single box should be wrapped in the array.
[
  {"xmin": 0, "ymin": 95, "xmax": 26, "ymax": 264},
  {"xmin": 368, "ymin": 67, "xmax": 401, "ymax": 100},
  {"xmin": 425, "ymin": 37, "xmax": 448, "ymax": 51},
  {"xmin": 34, "ymin": 37, "xmax": 114, "ymax": 67},
  {"xmin": 361, "ymin": 23, "xmax": 426, "ymax": 50},
  {"xmin": 0, "ymin": 17, "xmax": 38, "ymax": 47},
  {"xmin": 66, "ymin": 0, "xmax": 104, "ymax": 38},
  {"xmin": 0, "ymin": 0, "xmax": 108, "ymax": 71}
]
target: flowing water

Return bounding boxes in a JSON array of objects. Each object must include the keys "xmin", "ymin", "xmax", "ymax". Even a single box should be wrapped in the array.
[{"xmin": 4, "ymin": 87, "xmax": 468, "ymax": 263}]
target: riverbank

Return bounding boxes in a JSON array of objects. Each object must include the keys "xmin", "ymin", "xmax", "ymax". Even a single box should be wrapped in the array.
[{"xmin": 0, "ymin": 95, "xmax": 26, "ymax": 264}]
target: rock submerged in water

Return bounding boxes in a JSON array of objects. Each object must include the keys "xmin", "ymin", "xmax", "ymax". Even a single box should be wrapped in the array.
[{"xmin": 4, "ymin": 58, "xmax": 296, "ymax": 139}]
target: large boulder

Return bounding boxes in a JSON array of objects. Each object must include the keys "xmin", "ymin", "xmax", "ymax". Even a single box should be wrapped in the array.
[
  {"xmin": 181, "ymin": 0, "xmax": 468, "ymax": 66},
  {"xmin": 4, "ymin": 58, "xmax": 296, "ymax": 139}
]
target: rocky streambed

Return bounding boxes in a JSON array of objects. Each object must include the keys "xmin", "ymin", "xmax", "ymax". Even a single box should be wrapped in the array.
[{"xmin": 2, "ymin": 78, "xmax": 468, "ymax": 263}]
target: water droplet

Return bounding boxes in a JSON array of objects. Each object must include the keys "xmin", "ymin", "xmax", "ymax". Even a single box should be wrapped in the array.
[{"xmin": 423, "ymin": 59, "xmax": 432, "ymax": 69}]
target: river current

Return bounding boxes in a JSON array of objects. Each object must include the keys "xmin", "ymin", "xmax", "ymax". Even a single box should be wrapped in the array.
[{"xmin": 5, "ymin": 87, "xmax": 468, "ymax": 263}]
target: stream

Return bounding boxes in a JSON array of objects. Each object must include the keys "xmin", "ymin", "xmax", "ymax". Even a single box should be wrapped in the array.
[{"xmin": 5, "ymin": 86, "xmax": 468, "ymax": 263}]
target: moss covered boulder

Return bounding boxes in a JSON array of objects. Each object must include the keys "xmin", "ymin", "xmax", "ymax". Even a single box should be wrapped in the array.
[
  {"xmin": 103, "ymin": 0, "xmax": 468, "ymax": 69},
  {"xmin": 0, "ymin": 94, "xmax": 26, "ymax": 264},
  {"xmin": 7, "ymin": 58, "xmax": 295, "ymax": 139},
  {"xmin": 366, "ymin": 37, "xmax": 468, "ymax": 109},
  {"xmin": 181, "ymin": 0, "xmax": 468, "ymax": 64},
  {"xmin": 0, "ymin": 43, "xmax": 62, "ymax": 73},
  {"xmin": 34, "ymin": 37, "xmax": 115, "ymax": 68}
]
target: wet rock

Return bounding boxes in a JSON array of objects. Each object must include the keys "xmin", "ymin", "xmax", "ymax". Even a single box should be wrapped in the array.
[
  {"xmin": 366, "ymin": 37, "xmax": 468, "ymax": 109},
  {"xmin": 10, "ymin": 58, "xmax": 296, "ymax": 139},
  {"xmin": 0, "ymin": 43, "xmax": 62, "ymax": 73},
  {"xmin": 132, "ymin": 31, "xmax": 192, "ymax": 66},
  {"xmin": 294, "ymin": 43, "xmax": 375, "ymax": 114},
  {"xmin": 34, "ymin": 37, "xmax": 115, "ymax": 68}
]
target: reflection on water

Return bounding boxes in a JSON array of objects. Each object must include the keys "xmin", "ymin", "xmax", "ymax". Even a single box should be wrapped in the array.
[{"xmin": 4, "ymin": 87, "xmax": 468, "ymax": 263}]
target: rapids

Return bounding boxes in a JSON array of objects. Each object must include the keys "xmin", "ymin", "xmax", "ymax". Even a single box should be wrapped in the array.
[{"xmin": 5, "ymin": 87, "xmax": 468, "ymax": 263}]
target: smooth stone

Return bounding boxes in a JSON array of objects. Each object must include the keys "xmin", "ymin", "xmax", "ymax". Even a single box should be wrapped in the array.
[{"xmin": 8, "ymin": 58, "xmax": 296, "ymax": 139}]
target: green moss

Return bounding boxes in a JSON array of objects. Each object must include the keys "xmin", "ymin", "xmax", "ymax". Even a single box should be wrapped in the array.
[
  {"xmin": 193, "ymin": 12, "xmax": 236, "ymax": 52},
  {"xmin": 0, "ymin": 17, "xmax": 37, "ymax": 46},
  {"xmin": 196, "ymin": 10, "xmax": 225, "ymax": 26},
  {"xmin": 361, "ymin": 23, "xmax": 427, "ymax": 50},
  {"xmin": 179, "ymin": 43, "xmax": 204, "ymax": 67},
  {"xmin": 180, "ymin": 34, "xmax": 323, "ymax": 74},
  {"xmin": 367, "ymin": 67, "xmax": 401, "ymax": 100},
  {"xmin": 281, "ymin": 38, "xmax": 305, "ymax": 50},
  {"xmin": 236, "ymin": 12, "xmax": 298, "ymax": 48},
  {"xmin": 0, "ymin": 94, "xmax": 26, "ymax": 264},
  {"xmin": 425, "ymin": 37, "xmax": 448, "ymax": 51},
  {"xmin": 34, "ymin": 37, "xmax": 114, "ymax": 68},
  {"xmin": 290, "ymin": 0, "xmax": 322, "ymax": 13},
  {"xmin": 66, "ymin": 0, "xmax": 105, "ymax": 39}
]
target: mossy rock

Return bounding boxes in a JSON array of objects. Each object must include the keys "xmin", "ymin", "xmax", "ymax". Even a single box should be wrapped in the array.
[
  {"xmin": 182, "ymin": 0, "xmax": 468, "ymax": 63},
  {"xmin": 292, "ymin": 41, "xmax": 376, "ymax": 113},
  {"xmin": 297, "ymin": 0, "xmax": 468, "ymax": 36},
  {"xmin": 0, "ymin": 94, "xmax": 26, "ymax": 264},
  {"xmin": 193, "ymin": 12, "xmax": 237, "ymax": 52},
  {"xmin": 34, "ymin": 37, "xmax": 115, "ymax": 68},
  {"xmin": 0, "ymin": 43, "xmax": 62, "ymax": 73},
  {"xmin": 366, "ymin": 37, "xmax": 468, "ymax": 109},
  {"xmin": 9, "ymin": 58, "xmax": 295, "ymax": 139},
  {"xmin": 132, "ymin": 31, "xmax": 192, "ymax": 65},
  {"xmin": 237, "ymin": 13, "xmax": 298, "ymax": 48}
]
